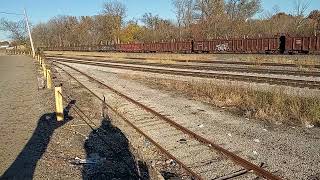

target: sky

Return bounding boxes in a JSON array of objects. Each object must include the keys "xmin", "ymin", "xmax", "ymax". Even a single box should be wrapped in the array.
[{"xmin": 1, "ymin": 0, "xmax": 320, "ymax": 41}]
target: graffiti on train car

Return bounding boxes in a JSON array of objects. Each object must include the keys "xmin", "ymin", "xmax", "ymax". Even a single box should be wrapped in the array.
[{"xmin": 216, "ymin": 43, "xmax": 229, "ymax": 52}]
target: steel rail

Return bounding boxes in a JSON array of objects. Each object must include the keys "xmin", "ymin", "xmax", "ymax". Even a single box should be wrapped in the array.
[
  {"xmin": 49, "ymin": 53, "xmax": 320, "ymax": 69},
  {"xmin": 50, "ymin": 58, "xmax": 320, "ymax": 89},
  {"xmin": 58, "ymin": 92, "xmax": 143, "ymax": 179},
  {"xmin": 54, "ymin": 61, "xmax": 283, "ymax": 180},
  {"xmin": 48, "ymin": 55, "xmax": 320, "ymax": 77},
  {"xmin": 53, "ymin": 64, "xmax": 202, "ymax": 180}
]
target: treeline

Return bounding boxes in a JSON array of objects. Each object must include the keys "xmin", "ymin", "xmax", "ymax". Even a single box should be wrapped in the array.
[
  {"xmin": 0, "ymin": 41, "xmax": 10, "ymax": 46},
  {"xmin": 3, "ymin": 0, "xmax": 320, "ymax": 47}
]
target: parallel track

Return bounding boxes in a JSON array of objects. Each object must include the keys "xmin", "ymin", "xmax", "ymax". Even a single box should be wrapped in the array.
[
  {"xmin": 48, "ymin": 57, "xmax": 320, "ymax": 89},
  {"xmin": 52, "ymin": 53, "xmax": 320, "ymax": 69},
  {"xmin": 53, "ymin": 61, "xmax": 282, "ymax": 180},
  {"xmin": 48, "ymin": 55, "xmax": 320, "ymax": 77}
]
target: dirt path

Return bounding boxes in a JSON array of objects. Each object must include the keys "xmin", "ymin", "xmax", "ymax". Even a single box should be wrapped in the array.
[
  {"xmin": 0, "ymin": 55, "xmax": 155, "ymax": 179},
  {"xmin": 0, "ymin": 55, "xmax": 51, "ymax": 178},
  {"xmin": 0, "ymin": 56, "xmax": 83, "ymax": 179}
]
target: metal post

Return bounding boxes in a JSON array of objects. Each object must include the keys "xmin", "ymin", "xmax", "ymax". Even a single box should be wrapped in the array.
[{"xmin": 24, "ymin": 9, "xmax": 35, "ymax": 58}]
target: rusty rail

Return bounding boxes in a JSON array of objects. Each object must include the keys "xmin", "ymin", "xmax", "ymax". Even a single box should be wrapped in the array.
[
  {"xmin": 53, "ymin": 63, "xmax": 202, "ymax": 179},
  {"xmin": 48, "ymin": 55, "xmax": 320, "ymax": 77},
  {"xmin": 50, "ymin": 57, "xmax": 320, "ymax": 89},
  {"xmin": 54, "ymin": 61, "xmax": 283, "ymax": 180},
  {"xmin": 49, "ymin": 54, "xmax": 320, "ymax": 69}
]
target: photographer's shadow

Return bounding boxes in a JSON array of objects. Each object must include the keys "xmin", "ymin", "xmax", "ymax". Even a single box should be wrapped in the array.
[
  {"xmin": 0, "ymin": 100, "xmax": 75, "ymax": 180},
  {"xmin": 82, "ymin": 115, "xmax": 150, "ymax": 180}
]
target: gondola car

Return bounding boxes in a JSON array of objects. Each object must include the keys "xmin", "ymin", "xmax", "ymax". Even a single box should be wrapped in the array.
[{"xmin": 42, "ymin": 35, "xmax": 320, "ymax": 54}]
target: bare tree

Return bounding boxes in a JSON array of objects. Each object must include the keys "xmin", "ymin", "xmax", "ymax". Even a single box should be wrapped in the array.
[
  {"xmin": 28, "ymin": 0, "xmax": 318, "ymax": 47},
  {"xmin": 141, "ymin": 13, "xmax": 177, "ymax": 42},
  {"xmin": 0, "ymin": 18, "xmax": 28, "ymax": 44},
  {"xmin": 194, "ymin": 0, "xmax": 224, "ymax": 20},
  {"xmin": 308, "ymin": 10, "xmax": 320, "ymax": 36},
  {"xmin": 294, "ymin": 0, "xmax": 311, "ymax": 17},
  {"xmin": 172, "ymin": 0, "xmax": 194, "ymax": 40},
  {"xmin": 225, "ymin": 0, "xmax": 261, "ymax": 21},
  {"xmin": 293, "ymin": 0, "xmax": 311, "ymax": 33},
  {"xmin": 103, "ymin": 0, "xmax": 126, "ymax": 43}
]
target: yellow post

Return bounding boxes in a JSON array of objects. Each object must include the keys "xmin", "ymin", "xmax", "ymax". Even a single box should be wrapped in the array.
[
  {"xmin": 42, "ymin": 64, "xmax": 47, "ymax": 78},
  {"xmin": 55, "ymin": 86, "xmax": 64, "ymax": 121},
  {"xmin": 46, "ymin": 69, "xmax": 52, "ymax": 89}
]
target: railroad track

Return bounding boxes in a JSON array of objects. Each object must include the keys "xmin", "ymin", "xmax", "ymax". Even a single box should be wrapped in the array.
[
  {"xmin": 51, "ymin": 53, "xmax": 320, "ymax": 69},
  {"xmin": 47, "ymin": 55, "xmax": 320, "ymax": 77},
  {"xmin": 53, "ymin": 61, "xmax": 282, "ymax": 179},
  {"xmin": 48, "ymin": 57, "xmax": 320, "ymax": 89}
]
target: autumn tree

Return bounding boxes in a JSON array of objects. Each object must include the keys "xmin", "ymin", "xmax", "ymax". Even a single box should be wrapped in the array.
[
  {"xmin": 29, "ymin": 0, "xmax": 319, "ymax": 48},
  {"xmin": 194, "ymin": 0, "xmax": 226, "ymax": 39},
  {"xmin": 225, "ymin": 0, "xmax": 262, "ymax": 37},
  {"xmin": 141, "ymin": 13, "xmax": 177, "ymax": 42},
  {"xmin": 308, "ymin": 10, "xmax": 320, "ymax": 36},
  {"xmin": 172, "ymin": 0, "xmax": 194, "ymax": 40},
  {"xmin": 103, "ymin": 0, "xmax": 126, "ymax": 43},
  {"xmin": 120, "ymin": 21, "xmax": 144, "ymax": 43}
]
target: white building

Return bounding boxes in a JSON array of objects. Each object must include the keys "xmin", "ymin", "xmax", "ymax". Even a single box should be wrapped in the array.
[{"xmin": 0, "ymin": 45, "xmax": 10, "ymax": 49}]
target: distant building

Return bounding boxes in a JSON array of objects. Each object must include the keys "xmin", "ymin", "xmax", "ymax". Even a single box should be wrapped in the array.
[
  {"xmin": 6, "ymin": 47, "xmax": 14, "ymax": 50},
  {"xmin": 0, "ymin": 41, "xmax": 10, "ymax": 49},
  {"xmin": 0, "ymin": 45, "xmax": 9, "ymax": 49}
]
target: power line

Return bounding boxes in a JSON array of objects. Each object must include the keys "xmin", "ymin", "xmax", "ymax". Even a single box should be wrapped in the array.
[{"xmin": 0, "ymin": 11, "xmax": 23, "ymax": 16}]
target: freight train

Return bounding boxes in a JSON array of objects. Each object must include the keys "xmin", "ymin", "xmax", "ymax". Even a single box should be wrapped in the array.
[{"xmin": 44, "ymin": 36, "xmax": 320, "ymax": 54}]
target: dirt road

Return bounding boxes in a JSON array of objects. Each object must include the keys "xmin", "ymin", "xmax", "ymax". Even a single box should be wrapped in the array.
[
  {"xmin": 0, "ymin": 55, "xmax": 151, "ymax": 179},
  {"xmin": 0, "ymin": 56, "xmax": 84, "ymax": 179},
  {"xmin": 0, "ymin": 55, "xmax": 61, "ymax": 179}
]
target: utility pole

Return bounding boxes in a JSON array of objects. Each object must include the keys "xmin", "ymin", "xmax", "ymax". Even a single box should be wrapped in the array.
[{"xmin": 24, "ymin": 9, "xmax": 35, "ymax": 57}]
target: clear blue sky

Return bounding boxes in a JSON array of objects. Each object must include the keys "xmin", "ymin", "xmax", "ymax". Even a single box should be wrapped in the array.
[{"xmin": 1, "ymin": 0, "xmax": 320, "ymax": 41}]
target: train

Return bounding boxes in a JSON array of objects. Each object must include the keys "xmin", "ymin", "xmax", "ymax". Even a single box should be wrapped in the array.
[{"xmin": 43, "ymin": 35, "xmax": 320, "ymax": 54}]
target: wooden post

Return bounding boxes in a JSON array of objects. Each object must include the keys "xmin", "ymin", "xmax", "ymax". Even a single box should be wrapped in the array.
[
  {"xmin": 55, "ymin": 86, "xmax": 64, "ymax": 121},
  {"xmin": 42, "ymin": 64, "xmax": 47, "ymax": 78},
  {"xmin": 46, "ymin": 69, "xmax": 52, "ymax": 89}
]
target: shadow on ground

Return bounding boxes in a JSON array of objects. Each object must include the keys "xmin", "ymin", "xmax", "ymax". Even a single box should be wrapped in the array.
[
  {"xmin": 1, "ymin": 99, "xmax": 150, "ymax": 180},
  {"xmin": 82, "ymin": 114, "xmax": 150, "ymax": 180},
  {"xmin": 0, "ymin": 101, "xmax": 75, "ymax": 180}
]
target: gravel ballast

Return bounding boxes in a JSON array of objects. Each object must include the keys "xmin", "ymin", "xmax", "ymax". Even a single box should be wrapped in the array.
[{"xmin": 61, "ymin": 62, "xmax": 320, "ymax": 179}]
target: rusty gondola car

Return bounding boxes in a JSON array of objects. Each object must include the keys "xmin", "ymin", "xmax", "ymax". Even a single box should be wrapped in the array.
[
  {"xmin": 285, "ymin": 36, "xmax": 320, "ymax": 54},
  {"xmin": 142, "ymin": 41, "xmax": 192, "ymax": 53},
  {"xmin": 116, "ymin": 43, "xmax": 143, "ymax": 52},
  {"xmin": 193, "ymin": 37, "xmax": 281, "ymax": 54},
  {"xmin": 42, "ymin": 35, "xmax": 320, "ymax": 54}
]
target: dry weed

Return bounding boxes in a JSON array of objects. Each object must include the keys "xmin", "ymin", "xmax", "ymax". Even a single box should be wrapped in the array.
[
  {"xmin": 46, "ymin": 51, "xmax": 320, "ymax": 67},
  {"xmin": 132, "ymin": 76, "xmax": 320, "ymax": 126}
]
